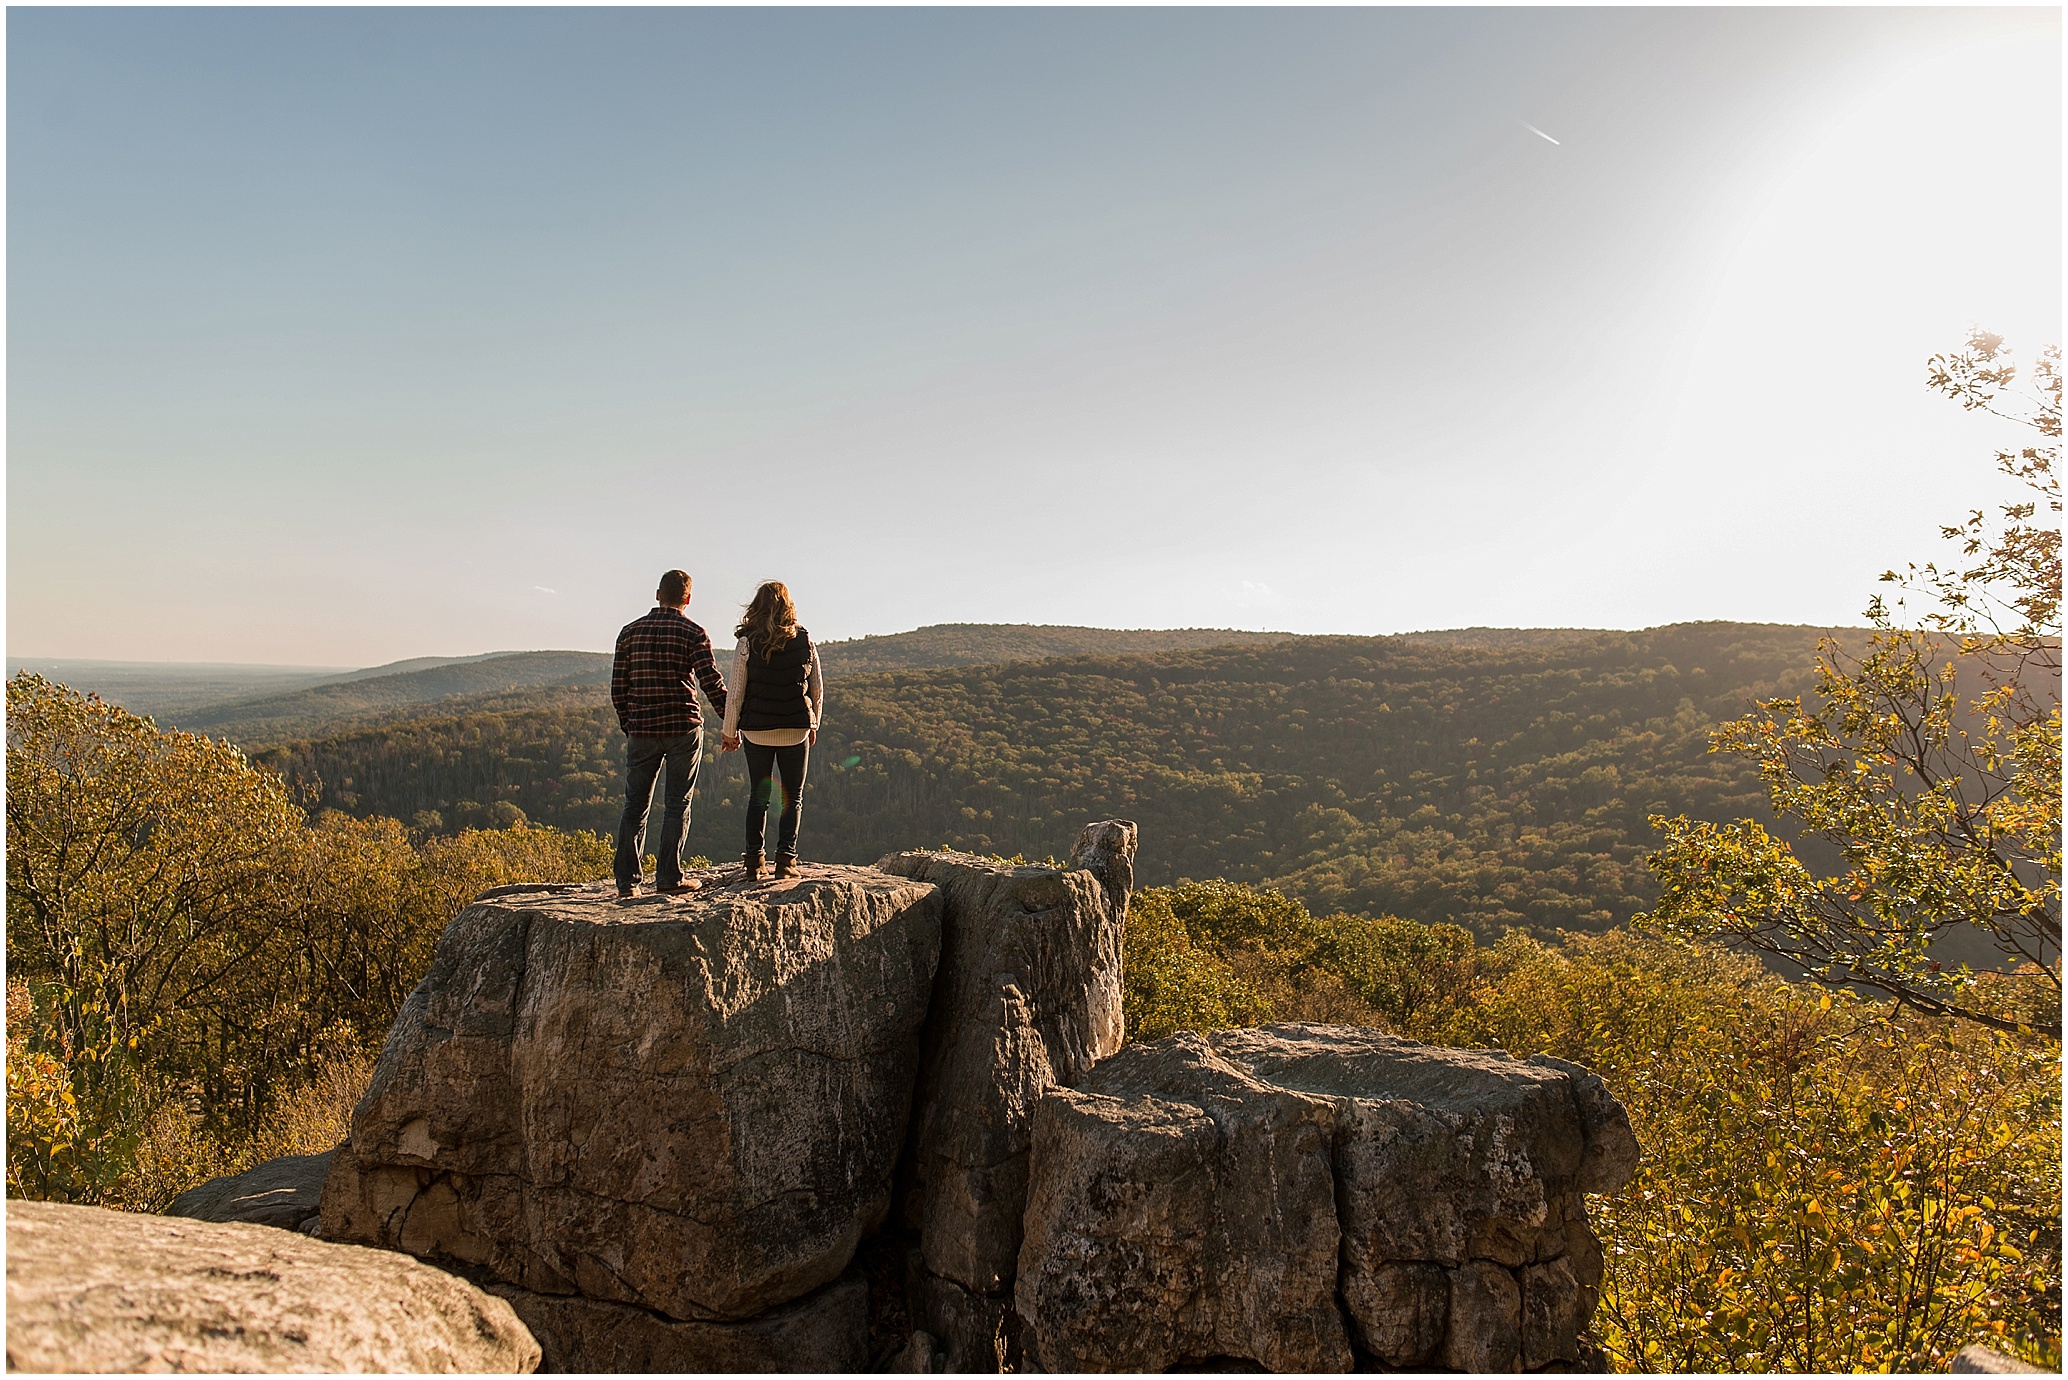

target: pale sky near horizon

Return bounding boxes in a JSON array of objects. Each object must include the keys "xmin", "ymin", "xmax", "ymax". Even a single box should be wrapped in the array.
[{"xmin": 8, "ymin": 7, "xmax": 2061, "ymax": 667}]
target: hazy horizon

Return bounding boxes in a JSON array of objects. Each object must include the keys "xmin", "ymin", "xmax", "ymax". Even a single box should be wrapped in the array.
[
  {"xmin": 14, "ymin": 613, "xmax": 1884, "ymax": 676},
  {"xmin": 9, "ymin": 8, "xmax": 2059, "ymax": 665}
]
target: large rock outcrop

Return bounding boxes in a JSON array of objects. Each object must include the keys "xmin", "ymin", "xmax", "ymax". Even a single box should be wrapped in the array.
[
  {"xmin": 320, "ymin": 867, "xmax": 943, "ymax": 1324},
  {"xmin": 1015, "ymin": 1024, "xmax": 1639, "ymax": 1373},
  {"xmin": 277, "ymin": 822, "xmax": 1639, "ymax": 1374},
  {"xmin": 6, "ymin": 1200, "xmax": 539, "ymax": 1373},
  {"xmin": 879, "ymin": 820, "xmax": 1134, "ymax": 1368},
  {"xmin": 169, "ymin": 1147, "xmax": 334, "ymax": 1234}
]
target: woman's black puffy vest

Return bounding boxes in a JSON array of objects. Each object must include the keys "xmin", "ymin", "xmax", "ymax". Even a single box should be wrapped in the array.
[{"xmin": 739, "ymin": 628, "xmax": 814, "ymax": 731}]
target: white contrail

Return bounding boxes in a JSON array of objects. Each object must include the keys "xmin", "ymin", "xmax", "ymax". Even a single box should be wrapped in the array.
[
  {"xmin": 1522, "ymin": 121, "xmax": 1561, "ymax": 146},
  {"xmin": 535, "ymin": 586, "xmax": 558, "ymax": 595}
]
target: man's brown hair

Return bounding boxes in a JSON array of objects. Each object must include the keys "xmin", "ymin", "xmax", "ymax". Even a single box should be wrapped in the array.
[{"xmin": 656, "ymin": 570, "xmax": 692, "ymax": 605}]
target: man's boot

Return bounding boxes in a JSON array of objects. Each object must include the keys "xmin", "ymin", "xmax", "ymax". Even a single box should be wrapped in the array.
[
  {"xmin": 742, "ymin": 852, "xmax": 764, "ymax": 884},
  {"xmin": 772, "ymin": 854, "xmax": 798, "ymax": 880}
]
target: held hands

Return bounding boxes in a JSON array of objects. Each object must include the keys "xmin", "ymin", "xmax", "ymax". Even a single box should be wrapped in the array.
[{"xmin": 719, "ymin": 730, "xmax": 811, "ymax": 750}]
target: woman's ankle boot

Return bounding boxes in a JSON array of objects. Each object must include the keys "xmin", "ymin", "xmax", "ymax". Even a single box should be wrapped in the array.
[
  {"xmin": 742, "ymin": 852, "xmax": 764, "ymax": 884},
  {"xmin": 773, "ymin": 854, "xmax": 798, "ymax": 880}
]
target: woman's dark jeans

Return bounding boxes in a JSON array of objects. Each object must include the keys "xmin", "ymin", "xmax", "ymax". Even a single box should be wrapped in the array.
[{"xmin": 743, "ymin": 739, "xmax": 809, "ymax": 859}]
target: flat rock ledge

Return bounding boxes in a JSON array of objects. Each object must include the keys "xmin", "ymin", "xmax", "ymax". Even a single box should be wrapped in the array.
[
  {"xmin": 1015, "ymin": 1023, "xmax": 1639, "ymax": 1374},
  {"xmin": 5, "ymin": 1199, "xmax": 539, "ymax": 1374}
]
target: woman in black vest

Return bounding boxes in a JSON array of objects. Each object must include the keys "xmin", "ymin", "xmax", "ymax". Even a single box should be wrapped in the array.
[{"xmin": 719, "ymin": 581, "xmax": 823, "ymax": 882}]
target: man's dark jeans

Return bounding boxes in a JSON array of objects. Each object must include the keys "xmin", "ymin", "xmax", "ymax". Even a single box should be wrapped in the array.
[{"xmin": 615, "ymin": 731, "xmax": 701, "ymax": 891}]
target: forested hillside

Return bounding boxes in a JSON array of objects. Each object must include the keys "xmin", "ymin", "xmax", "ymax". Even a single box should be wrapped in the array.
[
  {"xmin": 257, "ymin": 621, "xmax": 1849, "ymax": 936},
  {"xmin": 817, "ymin": 623, "xmax": 1289, "ymax": 673}
]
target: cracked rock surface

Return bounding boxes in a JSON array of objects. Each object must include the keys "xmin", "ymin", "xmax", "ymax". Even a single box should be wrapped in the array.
[
  {"xmin": 319, "ymin": 867, "xmax": 942, "ymax": 1323},
  {"xmin": 1015, "ymin": 1023, "xmax": 1638, "ymax": 1373},
  {"xmin": 6, "ymin": 1200, "xmax": 539, "ymax": 1373}
]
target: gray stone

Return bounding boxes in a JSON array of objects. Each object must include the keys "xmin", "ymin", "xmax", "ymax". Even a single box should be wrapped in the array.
[
  {"xmin": 1014, "ymin": 1023, "xmax": 1636, "ymax": 1376},
  {"xmin": 1214, "ymin": 1027, "xmax": 1609, "ymax": 1269},
  {"xmin": 907, "ymin": 1252, "xmax": 1019, "ymax": 1373},
  {"xmin": 1952, "ymin": 1343, "xmax": 2046, "ymax": 1374},
  {"xmin": 1526, "ymin": 1054, "xmax": 1642, "ymax": 1194},
  {"xmin": 1443, "ymin": 1260, "xmax": 1522, "ymax": 1373},
  {"xmin": 482, "ymin": 1271, "xmax": 867, "ymax": 1373},
  {"xmin": 5, "ymin": 1199, "xmax": 538, "ymax": 1374},
  {"xmin": 1218, "ymin": 1027, "xmax": 1633, "ymax": 1371},
  {"xmin": 320, "ymin": 869, "xmax": 942, "ymax": 1322},
  {"xmin": 1341, "ymin": 1260, "xmax": 1449, "ymax": 1367},
  {"xmin": 168, "ymin": 1148, "xmax": 337, "ymax": 1233},
  {"xmin": 1565, "ymin": 1220, "xmax": 1605, "ymax": 1320},
  {"xmin": 1014, "ymin": 1032, "xmax": 1351, "ymax": 1374},
  {"xmin": 1519, "ymin": 1257, "xmax": 1584, "ymax": 1368},
  {"xmin": 888, "ymin": 1329, "xmax": 943, "ymax": 1373},
  {"xmin": 878, "ymin": 821, "xmax": 1132, "ymax": 1297}
]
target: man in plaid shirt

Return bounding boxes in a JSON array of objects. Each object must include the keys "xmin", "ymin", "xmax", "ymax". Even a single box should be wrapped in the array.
[{"xmin": 610, "ymin": 569, "xmax": 729, "ymax": 896}]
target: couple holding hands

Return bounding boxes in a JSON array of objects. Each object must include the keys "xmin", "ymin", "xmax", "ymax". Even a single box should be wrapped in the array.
[{"xmin": 608, "ymin": 569, "xmax": 822, "ymax": 897}]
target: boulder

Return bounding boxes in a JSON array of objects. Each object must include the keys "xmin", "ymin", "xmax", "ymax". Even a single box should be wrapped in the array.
[
  {"xmin": 168, "ymin": 1148, "xmax": 336, "ymax": 1233},
  {"xmin": 1014, "ymin": 1032, "xmax": 1351, "ymax": 1374},
  {"xmin": 320, "ymin": 869, "xmax": 943, "ymax": 1323},
  {"xmin": 5, "ymin": 1199, "xmax": 538, "ymax": 1373},
  {"xmin": 878, "ymin": 821, "xmax": 1133, "ymax": 1301},
  {"xmin": 482, "ymin": 1271, "xmax": 868, "ymax": 1373},
  {"xmin": 1016, "ymin": 1024, "xmax": 1638, "ymax": 1374}
]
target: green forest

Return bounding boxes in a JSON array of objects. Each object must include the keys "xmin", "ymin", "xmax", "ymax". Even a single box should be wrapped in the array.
[{"xmin": 257, "ymin": 620, "xmax": 1841, "ymax": 937}]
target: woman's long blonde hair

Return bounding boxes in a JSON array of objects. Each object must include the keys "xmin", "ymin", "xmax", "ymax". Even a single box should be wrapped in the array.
[{"xmin": 735, "ymin": 581, "xmax": 799, "ymax": 661}]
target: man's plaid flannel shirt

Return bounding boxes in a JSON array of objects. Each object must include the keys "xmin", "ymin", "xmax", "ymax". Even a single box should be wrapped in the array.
[{"xmin": 611, "ymin": 607, "xmax": 729, "ymax": 736}]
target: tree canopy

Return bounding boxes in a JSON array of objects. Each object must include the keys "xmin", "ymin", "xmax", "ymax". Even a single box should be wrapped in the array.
[{"xmin": 1643, "ymin": 333, "xmax": 2061, "ymax": 1031}]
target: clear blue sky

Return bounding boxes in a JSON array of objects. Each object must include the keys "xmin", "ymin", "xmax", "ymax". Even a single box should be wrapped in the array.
[{"xmin": 8, "ymin": 7, "xmax": 2060, "ymax": 666}]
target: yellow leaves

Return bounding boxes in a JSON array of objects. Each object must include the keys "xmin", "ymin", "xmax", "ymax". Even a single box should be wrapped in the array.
[{"xmin": 1587, "ymin": 958, "xmax": 2061, "ymax": 1374}]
